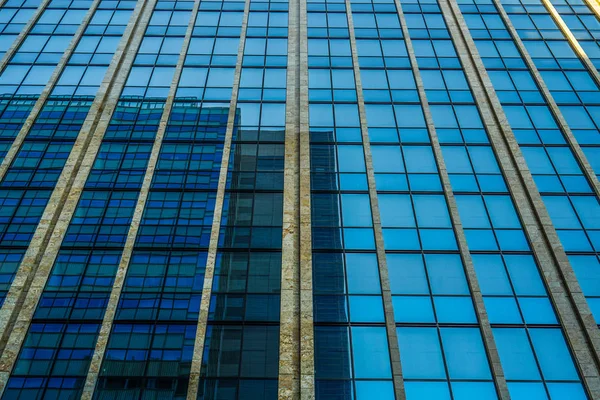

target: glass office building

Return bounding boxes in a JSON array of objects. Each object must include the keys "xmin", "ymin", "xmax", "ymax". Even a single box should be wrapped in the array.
[{"xmin": 0, "ymin": 0, "xmax": 598, "ymax": 397}]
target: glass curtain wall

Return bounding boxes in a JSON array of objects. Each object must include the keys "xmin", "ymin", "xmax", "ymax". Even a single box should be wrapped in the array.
[
  {"xmin": 407, "ymin": 0, "xmax": 591, "ymax": 398},
  {"xmin": 497, "ymin": 0, "xmax": 600, "ymax": 326},
  {"xmin": 0, "ymin": 0, "xmax": 135, "ymax": 307},
  {"xmin": 198, "ymin": 0, "xmax": 286, "ymax": 397}
]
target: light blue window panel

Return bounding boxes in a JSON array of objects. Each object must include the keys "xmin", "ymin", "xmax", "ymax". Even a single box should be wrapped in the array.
[{"xmin": 351, "ymin": 327, "xmax": 392, "ymax": 379}]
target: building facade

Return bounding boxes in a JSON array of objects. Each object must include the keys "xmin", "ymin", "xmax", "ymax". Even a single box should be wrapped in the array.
[{"xmin": 0, "ymin": 0, "xmax": 598, "ymax": 398}]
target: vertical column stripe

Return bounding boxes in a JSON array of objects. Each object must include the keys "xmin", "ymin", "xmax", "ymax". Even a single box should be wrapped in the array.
[
  {"xmin": 278, "ymin": 0, "xmax": 301, "ymax": 395},
  {"xmin": 438, "ymin": 0, "xmax": 600, "ymax": 397},
  {"xmin": 0, "ymin": 0, "xmax": 103, "ymax": 183},
  {"xmin": 184, "ymin": 0, "xmax": 251, "ymax": 397},
  {"xmin": 279, "ymin": 0, "xmax": 315, "ymax": 395},
  {"xmin": 344, "ymin": 2, "xmax": 406, "ymax": 398},
  {"xmin": 298, "ymin": 0, "xmax": 314, "ymax": 397},
  {"xmin": 393, "ymin": 0, "xmax": 512, "ymax": 398},
  {"xmin": 0, "ymin": 0, "xmax": 156, "ymax": 394}
]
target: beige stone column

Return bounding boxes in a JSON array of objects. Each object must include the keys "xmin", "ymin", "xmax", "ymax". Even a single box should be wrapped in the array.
[
  {"xmin": 439, "ymin": 0, "xmax": 600, "ymax": 397},
  {"xmin": 278, "ymin": 0, "xmax": 315, "ymax": 395},
  {"xmin": 0, "ymin": 0, "xmax": 50, "ymax": 72},
  {"xmin": 184, "ymin": 0, "xmax": 251, "ymax": 398},
  {"xmin": 344, "ymin": 2, "xmax": 405, "ymax": 399},
  {"xmin": 0, "ymin": 0, "xmax": 157, "ymax": 394},
  {"xmin": 392, "ymin": 0, "xmax": 511, "ymax": 397},
  {"xmin": 0, "ymin": 0, "xmax": 104, "ymax": 183},
  {"xmin": 298, "ymin": 0, "xmax": 314, "ymax": 398}
]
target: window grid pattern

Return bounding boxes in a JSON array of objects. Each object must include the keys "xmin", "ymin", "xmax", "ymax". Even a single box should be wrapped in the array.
[
  {"xmin": 2, "ymin": 99, "xmax": 93, "ymax": 188},
  {"xmin": 242, "ymin": 0, "xmax": 287, "ymax": 67},
  {"xmin": 309, "ymin": 0, "xmax": 396, "ymax": 398},
  {"xmin": 498, "ymin": 0, "xmax": 600, "ymax": 326},
  {"xmin": 459, "ymin": 0, "xmax": 600, "ymax": 327},
  {"xmin": 37, "ymin": 251, "xmax": 121, "ymax": 320},
  {"xmin": 4, "ymin": 1, "xmax": 187, "ymax": 395},
  {"xmin": 125, "ymin": 0, "xmax": 194, "ymax": 98},
  {"xmin": 0, "ymin": 0, "xmax": 142, "ymax": 202},
  {"xmin": 0, "ymin": 188, "xmax": 50, "ymax": 248},
  {"xmin": 0, "ymin": 98, "xmax": 90, "ymax": 305},
  {"xmin": 4, "ymin": 323, "xmax": 101, "ymax": 399},
  {"xmin": 549, "ymin": 0, "xmax": 600, "ymax": 59},
  {"xmin": 0, "ymin": 96, "xmax": 36, "ymax": 163},
  {"xmin": 89, "ymin": 100, "xmax": 161, "ymax": 190},
  {"xmin": 0, "ymin": 0, "xmax": 138, "ymax": 288},
  {"xmin": 0, "ymin": 0, "xmax": 598, "ymax": 397},
  {"xmin": 177, "ymin": 0, "xmax": 245, "ymax": 101},
  {"xmin": 347, "ymin": 0, "xmax": 499, "ymax": 398},
  {"xmin": 99, "ymin": 324, "xmax": 197, "ymax": 398},
  {"xmin": 51, "ymin": 0, "xmax": 137, "ymax": 96},
  {"xmin": 404, "ymin": 0, "xmax": 590, "ymax": 398},
  {"xmin": 96, "ymin": 251, "xmax": 206, "ymax": 398},
  {"xmin": 92, "ymin": 3, "xmax": 211, "ymax": 396},
  {"xmin": 183, "ymin": 6, "xmax": 242, "ymax": 70},
  {"xmin": 60, "ymin": 188, "xmax": 138, "ymax": 245},
  {"xmin": 0, "ymin": 188, "xmax": 50, "ymax": 305},
  {"xmin": 117, "ymin": 252, "xmax": 206, "ymax": 322},
  {"xmin": 0, "ymin": 249, "xmax": 24, "ymax": 306},
  {"xmin": 60, "ymin": 189, "xmax": 138, "ymax": 248},
  {"xmin": 499, "ymin": 0, "xmax": 600, "ymax": 178},
  {"xmin": 139, "ymin": 100, "xmax": 228, "ymax": 248},
  {"xmin": 460, "ymin": 0, "xmax": 593, "ymax": 195},
  {"xmin": 2, "ymin": 123, "xmax": 143, "ymax": 397},
  {"xmin": 200, "ymin": 107, "xmax": 285, "ymax": 400},
  {"xmin": 198, "ymin": 0, "xmax": 285, "ymax": 396},
  {"xmin": 0, "ymin": 0, "xmax": 42, "ymax": 58},
  {"xmin": 155, "ymin": 0, "xmax": 239, "ymax": 207},
  {"xmin": 95, "ymin": 1, "xmax": 244, "ymax": 396},
  {"xmin": 4, "ymin": 244, "xmax": 122, "ymax": 397},
  {"xmin": 0, "ymin": 0, "xmax": 93, "ymax": 96},
  {"xmin": 152, "ymin": 106, "xmax": 225, "ymax": 190}
]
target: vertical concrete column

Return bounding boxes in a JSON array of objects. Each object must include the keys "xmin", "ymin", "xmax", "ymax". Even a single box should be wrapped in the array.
[
  {"xmin": 279, "ymin": 0, "xmax": 301, "ymax": 395},
  {"xmin": 0, "ymin": 0, "xmax": 157, "ymax": 394},
  {"xmin": 479, "ymin": 0, "xmax": 600, "ymax": 218},
  {"xmin": 0, "ymin": 0, "xmax": 104, "ymax": 182},
  {"xmin": 278, "ymin": 0, "xmax": 315, "ymax": 395},
  {"xmin": 0, "ymin": 0, "xmax": 51, "ymax": 71},
  {"xmin": 298, "ymin": 0, "xmax": 315, "ymax": 398},
  {"xmin": 183, "ymin": 0, "xmax": 251, "ymax": 398},
  {"xmin": 540, "ymin": 0, "xmax": 600, "ymax": 85},
  {"xmin": 438, "ymin": 0, "xmax": 600, "ymax": 397},
  {"xmin": 392, "ymin": 0, "xmax": 511, "ymax": 398},
  {"xmin": 344, "ymin": 2, "xmax": 405, "ymax": 399}
]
